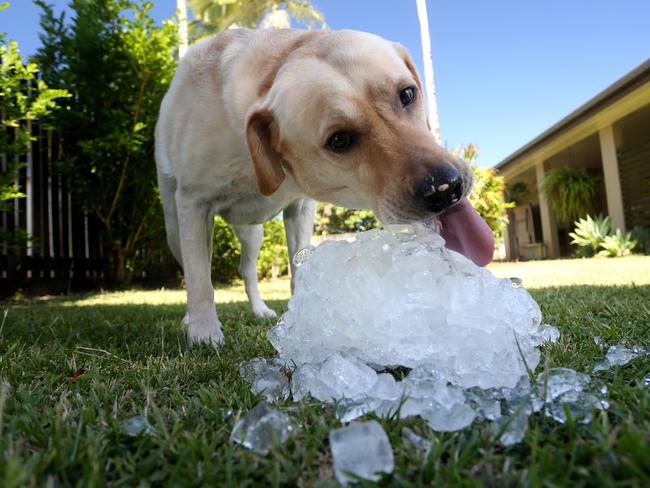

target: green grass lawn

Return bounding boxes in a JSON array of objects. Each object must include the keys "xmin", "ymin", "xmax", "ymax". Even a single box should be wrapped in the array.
[{"xmin": 1, "ymin": 256, "xmax": 650, "ymax": 486}]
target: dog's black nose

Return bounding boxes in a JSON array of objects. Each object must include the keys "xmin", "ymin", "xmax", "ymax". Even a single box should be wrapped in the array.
[{"xmin": 414, "ymin": 166, "xmax": 463, "ymax": 213}]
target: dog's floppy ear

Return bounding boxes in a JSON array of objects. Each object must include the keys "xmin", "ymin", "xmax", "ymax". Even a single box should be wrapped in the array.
[
  {"xmin": 393, "ymin": 42, "xmax": 430, "ymax": 129},
  {"xmin": 246, "ymin": 109, "xmax": 285, "ymax": 196},
  {"xmin": 393, "ymin": 43, "xmax": 424, "ymax": 94}
]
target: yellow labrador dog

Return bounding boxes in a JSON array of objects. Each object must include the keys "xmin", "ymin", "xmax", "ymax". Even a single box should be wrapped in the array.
[{"xmin": 155, "ymin": 29, "xmax": 493, "ymax": 346}]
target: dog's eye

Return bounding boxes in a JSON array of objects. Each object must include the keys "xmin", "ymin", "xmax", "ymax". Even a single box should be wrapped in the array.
[
  {"xmin": 399, "ymin": 86, "xmax": 417, "ymax": 107},
  {"xmin": 325, "ymin": 131, "xmax": 354, "ymax": 153}
]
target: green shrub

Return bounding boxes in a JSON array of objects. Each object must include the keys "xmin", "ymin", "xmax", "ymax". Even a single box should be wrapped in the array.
[
  {"xmin": 211, "ymin": 216, "xmax": 289, "ymax": 282},
  {"xmin": 258, "ymin": 219, "xmax": 288, "ymax": 279},
  {"xmin": 314, "ymin": 204, "xmax": 379, "ymax": 235},
  {"xmin": 599, "ymin": 229, "xmax": 638, "ymax": 257},
  {"xmin": 630, "ymin": 226, "xmax": 650, "ymax": 254},
  {"xmin": 569, "ymin": 215, "xmax": 611, "ymax": 256},
  {"xmin": 540, "ymin": 167, "xmax": 600, "ymax": 224}
]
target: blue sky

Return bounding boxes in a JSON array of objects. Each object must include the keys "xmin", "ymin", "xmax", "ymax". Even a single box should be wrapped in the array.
[{"xmin": 2, "ymin": 0, "xmax": 649, "ymax": 167}]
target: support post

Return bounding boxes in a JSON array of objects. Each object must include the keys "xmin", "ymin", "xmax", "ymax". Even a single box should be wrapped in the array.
[
  {"xmin": 535, "ymin": 161, "xmax": 560, "ymax": 258},
  {"xmin": 598, "ymin": 124, "xmax": 626, "ymax": 231}
]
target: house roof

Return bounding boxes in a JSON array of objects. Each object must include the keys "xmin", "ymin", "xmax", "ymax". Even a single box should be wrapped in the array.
[{"xmin": 496, "ymin": 58, "xmax": 650, "ymax": 171}]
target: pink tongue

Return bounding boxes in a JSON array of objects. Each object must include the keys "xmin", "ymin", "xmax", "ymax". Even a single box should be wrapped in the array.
[{"xmin": 437, "ymin": 199, "xmax": 494, "ymax": 266}]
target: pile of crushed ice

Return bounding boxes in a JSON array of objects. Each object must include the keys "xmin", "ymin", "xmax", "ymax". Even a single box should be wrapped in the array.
[{"xmin": 227, "ymin": 224, "xmax": 648, "ymax": 484}]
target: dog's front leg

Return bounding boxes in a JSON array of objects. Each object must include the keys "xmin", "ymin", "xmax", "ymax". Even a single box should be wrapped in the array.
[
  {"xmin": 283, "ymin": 198, "xmax": 317, "ymax": 292},
  {"xmin": 176, "ymin": 193, "xmax": 224, "ymax": 346}
]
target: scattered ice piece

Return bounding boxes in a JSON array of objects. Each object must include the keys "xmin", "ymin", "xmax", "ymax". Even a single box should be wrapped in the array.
[
  {"xmin": 291, "ymin": 353, "xmax": 379, "ymax": 402},
  {"xmin": 593, "ymin": 335, "xmax": 607, "ymax": 349},
  {"xmin": 329, "ymin": 420, "xmax": 394, "ymax": 485},
  {"xmin": 401, "ymin": 427, "xmax": 432, "ymax": 457},
  {"xmin": 230, "ymin": 402, "xmax": 293, "ymax": 455},
  {"xmin": 642, "ymin": 372, "xmax": 650, "ymax": 389},
  {"xmin": 502, "ymin": 375, "xmax": 543, "ymax": 415},
  {"xmin": 537, "ymin": 368, "xmax": 591, "ymax": 402},
  {"xmin": 545, "ymin": 390, "xmax": 604, "ymax": 424},
  {"xmin": 592, "ymin": 358, "xmax": 611, "ymax": 373},
  {"xmin": 121, "ymin": 415, "xmax": 154, "ymax": 437},
  {"xmin": 491, "ymin": 410, "xmax": 528, "ymax": 446},
  {"xmin": 269, "ymin": 224, "xmax": 544, "ymax": 390},
  {"xmin": 592, "ymin": 344, "xmax": 648, "ymax": 372},
  {"xmin": 336, "ymin": 398, "xmax": 378, "ymax": 423},
  {"xmin": 465, "ymin": 387, "xmax": 503, "ymax": 421},
  {"xmin": 420, "ymin": 401, "xmax": 476, "ymax": 432},
  {"xmin": 606, "ymin": 344, "xmax": 648, "ymax": 366},
  {"xmin": 239, "ymin": 358, "xmax": 289, "ymax": 402},
  {"xmin": 531, "ymin": 323, "xmax": 560, "ymax": 345}
]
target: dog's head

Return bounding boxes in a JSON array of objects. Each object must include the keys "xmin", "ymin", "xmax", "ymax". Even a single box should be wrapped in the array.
[{"xmin": 246, "ymin": 30, "xmax": 472, "ymax": 224}]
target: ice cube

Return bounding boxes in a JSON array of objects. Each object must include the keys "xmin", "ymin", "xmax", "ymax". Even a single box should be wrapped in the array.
[
  {"xmin": 329, "ymin": 420, "xmax": 394, "ymax": 485},
  {"xmin": 491, "ymin": 409, "xmax": 528, "ymax": 446},
  {"xmin": 240, "ymin": 357, "xmax": 289, "ymax": 402},
  {"xmin": 464, "ymin": 387, "xmax": 503, "ymax": 421},
  {"xmin": 420, "ymin": 401, "xmax": 476, "ymax": 432},
  {"xmin": 536, "ymin": 368, "xmax": 591, "ymax": 402},
  {"xmin": 401, "ymin": 427, "xmax": 432, "ymax": 457},
  {"xmin": 230, "ymin": 402, "xmax": 293, "ymax": 455},
  {"xmin": 606, "ymin": 344, "xmax": 647, "ymax": 366},
  {"xmin": 593, "ymin": 335, "xmax": 607, "ymax": 349},
  {"xmin": 545, "ymin": 390, "xmax": 603, "ymax": 424},
  {"xmin": 121, "ymin": 415, "xmax": 154, "ymax": 437}
]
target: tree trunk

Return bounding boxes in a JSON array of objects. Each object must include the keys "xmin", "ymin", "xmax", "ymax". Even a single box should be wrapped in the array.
[{"xmin": 415, "ymin": 0, "xmax": 442, "ymax": 145}]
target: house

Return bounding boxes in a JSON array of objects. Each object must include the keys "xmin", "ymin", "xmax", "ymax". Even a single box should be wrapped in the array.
[{"xmin": 496, "ymin": 59, "xmax": 650, "ymax": 260}]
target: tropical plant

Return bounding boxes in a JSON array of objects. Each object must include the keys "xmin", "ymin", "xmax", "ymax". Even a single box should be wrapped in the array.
[
  {"xmin": 630, "ymin": 226, "xmax": 649, "ymax": 254},
  {"xmin": 540, "ymin": 166, "xmax": 600, "ymax": 224},
  {"xmin": 454, "ymin": 144, "xmax": 515, "ymax": 240},
  {"xmin": 187, "ymin": 0, "xmax": 325, "ymax": 39},
  {"xmin": 569, "ymin": 214, "xmax": 611, "ymax": 256},
  {"xmin": 0, "ymin": 2, "xmax": 69, "ymax": 249},
  {"xmin": 314, "ymin": 204, "xmax": 378, "ymax": 235},
  {"xmin": 35, "ymin": 0, "xmax": 178, "ymax": 283},
  {"xmin": 599, "ymin": 229, "xmax": 638, "ymax": 257}
]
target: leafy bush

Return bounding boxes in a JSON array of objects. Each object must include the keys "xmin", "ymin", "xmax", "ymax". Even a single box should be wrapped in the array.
[
  {"xmin": 540, "ymin": 167, "xmax": 600, "ymax": 224},
  {"xmin": 599, "ymin": 229, "xmax": 638, "ymax": 257},
  {"xmin": 211, "ymin": 217, "xmax": 288, "ymax": 283},
  {"xmin": 569, "ymin": 215, "xmax": 611, "ymax": 256},
  {"xmin": 630, "ymin": 226, "xmax": 650, "ymax": 254},
  {"xmin": 258, "ymin": 219, "xmax": 288, "ymax": 279},
  {"xmin": 1, "ymin": 2, "xmax": 68, "ymax": 250},
  {"xmin": 454, "ymin": 144, "xmax": 515, "ymax": 241},
  {"xmin": 314, "ymin": 204, "xmax": 378, "ymax": 235}
]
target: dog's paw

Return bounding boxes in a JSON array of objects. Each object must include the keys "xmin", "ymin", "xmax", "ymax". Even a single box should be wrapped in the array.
[
  {"xmin": 187, "ymin": 320, "xmax": 225, "ymax": 347},
  {"xmin": 252, "ymin": 303, "xmax": 277, "ymax": 319}
]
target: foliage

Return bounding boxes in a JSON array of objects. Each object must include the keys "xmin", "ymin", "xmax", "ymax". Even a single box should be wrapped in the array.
[
  {"xmin": 540, "ymin": 166, "xmax": 600, "ymax": 224},
  {"xmin": 0, "ymin": 2, "xmax": 69, "ymax": 251},
  {"xmin": 454, "ymin": 144, "xmax": 515, "ymax": 240},
  {"xmin": 630, "ymin": 226, "xmax": 649, "ymax": 254},
  {"xmin": 314, "ymin": 204, "xmax": 378, "ymax": 235},
  {"xmin": 505, "ymin": 181, "xmax": 529, "ymax": 206},
  {"xmin": 569, "ymin": 215, "xmax": 612, "ymax": 256},
  {"xmin": 212, "ymin": 216, "xmax": 289, "ymax": 282},
  {"xmin": 598, "ymin": 229, "xmax": 638, "ymax": 257},
  {"xmin": 35, "ymin": 0, "xmax": 178, "ymax": 282},
  {"xmin": 187, "ymin": 0, "xmax": 325, "ymax": 39}
]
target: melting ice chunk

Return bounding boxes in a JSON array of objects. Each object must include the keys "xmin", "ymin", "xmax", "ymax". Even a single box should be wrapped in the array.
[
  {"xmin": 230, "ymin": 402, "xmax": 293, "ymax": 455},
  {"xmin": 401, "ymin": 427, "xmax": 433, "ymax": 457},
  {"xmin": 121, "ymin": 415, "xmax": 154, "ymax": 437},
  {"xmin": 269, "ymin": 224, "xmax": 550, "ymax": 390},
  {"xmin": 239, "ymin": 358, "xmax": 289, "ymax": 402},
  {"xmin": 491, "ymin": 410, "xmax": 528, "ymax": 446},
  {"xmin": 329, "ymin": 420, "xmax": 394, "ymax": 485},
  {"xmin": 592, "ymin": 343, "xmax": 649, "ymax": 372},
  {"xmin": 642, "ymin": 372, "xmax": 650, "ymax": 389}
]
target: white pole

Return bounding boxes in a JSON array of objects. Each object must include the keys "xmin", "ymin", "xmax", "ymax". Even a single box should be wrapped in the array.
[
  {"xmin": 177, "ymin": 0, "xmax": 189, "ymax": 58},
  {"xmin": 415, "ymin": 0, "xmax": 442, "ymax": 145}
]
